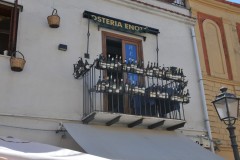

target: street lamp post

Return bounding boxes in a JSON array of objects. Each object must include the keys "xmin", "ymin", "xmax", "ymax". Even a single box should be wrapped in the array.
[{"xmin": 212, "ymin": 87, "xmax": 240, "ymax": 160}]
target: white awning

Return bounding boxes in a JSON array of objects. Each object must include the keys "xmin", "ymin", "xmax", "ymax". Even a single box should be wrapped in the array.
[
  {"xmin": 0, "ymin": 136, "xmax": 109, "ymax": 160},
  {"xmin": 64, "ymin": 123, "xmax": 224, "ymax": 160}
]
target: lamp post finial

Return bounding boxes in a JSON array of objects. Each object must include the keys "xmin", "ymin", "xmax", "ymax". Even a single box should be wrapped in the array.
[{"xmin": 220, "ymin": 87, "xmax": 227, "ymax": 93}]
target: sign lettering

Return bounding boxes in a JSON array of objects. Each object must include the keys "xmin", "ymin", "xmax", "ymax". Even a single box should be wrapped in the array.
[
  {"xmin": 83, "ymin": 11, "xmax": 159, "ymax": 35},
  {"xmin": 91, "ymin": 15, "xmax": 144, "ymax": 32}
]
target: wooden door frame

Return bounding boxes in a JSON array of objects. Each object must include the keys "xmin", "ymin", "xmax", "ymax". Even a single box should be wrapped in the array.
[
  {"xmin": 102, "ymin": 31, "xmax": 143, "ymax": 60},
  {"xmin": 101, "ymin": 31, "xmax": 143, "ymax": 113}
]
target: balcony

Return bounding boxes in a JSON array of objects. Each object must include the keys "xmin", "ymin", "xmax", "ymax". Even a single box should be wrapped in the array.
[
  {"xmin": 157, "ymin": 0, "xmax": 186, "ymax": 7},
  {"xmin": 74, "ymin": 57, "xmax": 190, "ymax": 130}
]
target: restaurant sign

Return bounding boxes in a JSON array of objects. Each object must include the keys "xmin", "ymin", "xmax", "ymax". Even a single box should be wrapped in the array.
[{"xmin": 83, "ymin": 11, "xmax": 159, "ymax": 35}]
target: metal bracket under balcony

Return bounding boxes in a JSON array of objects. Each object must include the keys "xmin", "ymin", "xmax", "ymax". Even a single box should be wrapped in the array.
[{"xmin": 82, "ymin": 111, "xmax": 186, "ymax": 130}]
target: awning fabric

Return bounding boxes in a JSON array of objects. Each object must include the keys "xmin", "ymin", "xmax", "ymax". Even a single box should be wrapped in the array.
[
  {"xmin": 64, "ymin": 123, "xmax": 224, "ymax": 160},
  {"xmin": 0, "ymin": 136, "xmax": 108, "ymax": 160}
]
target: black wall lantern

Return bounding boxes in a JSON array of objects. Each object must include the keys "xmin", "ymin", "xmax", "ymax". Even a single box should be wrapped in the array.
[{"xmin": 212, "ymin": 87, "xmax": 240, "ymax": 160}]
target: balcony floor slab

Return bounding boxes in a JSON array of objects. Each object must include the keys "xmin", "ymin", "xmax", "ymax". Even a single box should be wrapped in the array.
[{"xmin": 82, "ymin": 111, "xmax": 185, "ymax": 130}]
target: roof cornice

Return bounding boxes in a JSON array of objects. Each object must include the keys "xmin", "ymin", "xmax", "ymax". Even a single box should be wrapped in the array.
[
  {"xmin": 190, "ymin": 0, "xmax": 240, "ymax": 14},
  {"xmin": 216, "ymin": 0, "xmax": 240, "ymax": 8},
  {"xmin": 108, "ymin": 0, "xmax": 196, "ymax": 25}
]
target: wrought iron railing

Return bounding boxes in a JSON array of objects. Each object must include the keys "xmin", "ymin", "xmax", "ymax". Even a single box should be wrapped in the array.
[
  {"xmin": 158, "ymin": 0, "xmax": 186, "ymax": 7},
  {"xmin": 73, "ymin": 56, "xmax": 190, "ymax": 121}
]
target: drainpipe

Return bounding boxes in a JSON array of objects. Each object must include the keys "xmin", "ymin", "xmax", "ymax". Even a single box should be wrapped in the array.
[{"xmin": 191, "ymin": 26, "xmax": 215, "ymax": 153}]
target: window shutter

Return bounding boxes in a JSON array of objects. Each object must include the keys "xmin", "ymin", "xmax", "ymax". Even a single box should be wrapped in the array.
[{"xmin": 8, "ymin": 0, "xmax": 19, "ymax": 54}]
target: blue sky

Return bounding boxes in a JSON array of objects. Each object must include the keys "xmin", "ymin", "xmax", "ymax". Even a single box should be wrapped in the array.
[{"xmin": 227, "ymin": 0, "xmax": 240, "ymax": 4}]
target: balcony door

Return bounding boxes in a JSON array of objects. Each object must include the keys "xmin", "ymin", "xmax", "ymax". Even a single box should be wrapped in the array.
[{"xmin": 102, "ymin": 31, "xmax": 143, "ymax": 114}]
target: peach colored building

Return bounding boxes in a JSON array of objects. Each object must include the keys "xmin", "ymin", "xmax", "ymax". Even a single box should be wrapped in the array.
[{"xmin": 187, "ymin": 0, "xmax": 240, "ymax": 159}]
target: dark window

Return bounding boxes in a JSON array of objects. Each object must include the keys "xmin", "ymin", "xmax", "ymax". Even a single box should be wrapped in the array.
[{"xmin": 0, "ymin": 3, "xmax": 19, "ymax": 55}]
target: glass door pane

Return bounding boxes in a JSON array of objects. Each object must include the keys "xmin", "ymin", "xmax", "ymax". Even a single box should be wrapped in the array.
[{"xmin": 125, "ymin": 43, "xmax": 138, "ymax": 85}]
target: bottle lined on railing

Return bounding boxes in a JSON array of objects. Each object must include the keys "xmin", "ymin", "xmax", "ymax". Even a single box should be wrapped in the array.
[
  {"xmin": 95, "ymin": 76, "xmax": 125, "ymax": 94},
  {"xmin": 96, "ymin": 54, "xmax": 123, "ymax": 71},
  {"xmin": 79, "ymin": 54, "xmax": 186, "ymax": 82},
  {"xmin": 147, "ymin": 84, "xmax": 169, "ymax": 99},
  {"xmin": 96, "ymin": 55, "xmax": 186, "ymax": 82},
  {"xmin": 95, "ymin": 76, "xmax": 144, "ymax": 95},
  {"xmin": 183, "ymin": 89, "xmax": 190, "ymax": 103},
  {"xmin": 96, "ymin": 54, "xmax": 106, "ymax": 69},
  {"xmin": 96, "ymin": 54, "xmax": 145, "ymax": 75},
  {"xmin": 170, "ymin": 87, "xmax": 183, "ymax": 102},
  {"xmin": 146, "ymin": 84, "xmax": 191, "ymax": 102},
  {"xmin": 124, "ymin": 80, "xmax": 146, "ymax": 96},
  {"xmin": 147, "ymin": 65, "xmax": 185, "ymax": 81},
  {"xmin": 74, "ymin": 55, "xmax": 189, "ymax": 101},
  {"xmin": 165, "ymin": 67, "xmax": 185, "ymax": 81},
  {"xmin": 73, "ymin": 57, "xmax": 91, "ymax": 79},
  {"xmin": 94, "ymin": 76, "xmax": 190, "ymax": 103},
  {"xmin": 170, "ymin": 88, "xmax": 190, "ymax": 103}
]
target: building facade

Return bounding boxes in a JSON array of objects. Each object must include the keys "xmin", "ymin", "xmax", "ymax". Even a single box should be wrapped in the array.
[
  {"xmin": 187, "ymin": 0, "xmax": 240, "ymax": 159},
  {"xmin": 0, "ymin": 0, "xmax": 223, "ymax": 159}
]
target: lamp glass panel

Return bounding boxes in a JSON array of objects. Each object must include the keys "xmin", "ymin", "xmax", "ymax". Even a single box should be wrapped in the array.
[
  {"xmin": 214, "ymin": 98, "xmax": 228, "ymax": 120},
  {"xmin": 226, "ymin": 98, "xmax": 239, "ymax": 119}
]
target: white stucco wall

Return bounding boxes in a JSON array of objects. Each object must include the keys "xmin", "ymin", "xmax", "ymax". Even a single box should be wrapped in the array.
[{"xmin": 0, "ymin": 0, "xmax": 206, "ymax": 150}]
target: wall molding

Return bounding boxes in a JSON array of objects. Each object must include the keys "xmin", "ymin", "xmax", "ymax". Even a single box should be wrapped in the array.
[{"xmin": 198, "ymin": 12, "xmax": 233, "ymax": 80}]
